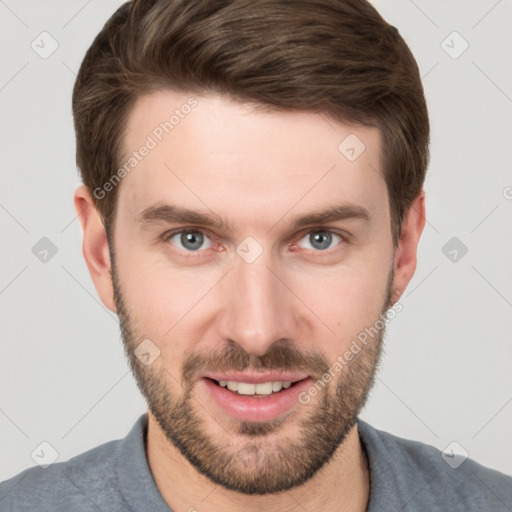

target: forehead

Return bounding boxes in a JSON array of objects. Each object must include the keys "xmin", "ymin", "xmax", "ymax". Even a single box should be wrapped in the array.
[{"xmin": 117, "ymin": 90, "xmax": 386, "ymax": 231}]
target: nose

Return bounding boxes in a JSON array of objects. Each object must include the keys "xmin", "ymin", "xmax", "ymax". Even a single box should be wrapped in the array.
[{"xmin": 216, "ymin": 249, "xmax": 297, "ymax": 356}]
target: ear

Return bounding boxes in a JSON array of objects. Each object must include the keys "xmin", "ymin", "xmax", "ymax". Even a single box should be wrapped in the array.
[
  {"xmin": 74, "ymin": 185, "xmax": 116, "ymax": 313},
  {"xmin": 391, "ymin": 190, "xmax": 426, "ymax": 304}
]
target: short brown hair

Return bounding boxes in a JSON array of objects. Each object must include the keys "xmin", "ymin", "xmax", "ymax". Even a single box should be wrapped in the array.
[{"xmin": 73, "ymin": 0, "xmax": 429, "ymax": 247}]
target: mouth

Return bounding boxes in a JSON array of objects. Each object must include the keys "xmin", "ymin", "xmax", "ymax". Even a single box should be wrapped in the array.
[
  {"xmin": 200, "ymin": 374, "xmax": 313, "ymax": 422},
  {"xmin": 205, "ymin": 377, "xmax": 307, "ymax": 397}
]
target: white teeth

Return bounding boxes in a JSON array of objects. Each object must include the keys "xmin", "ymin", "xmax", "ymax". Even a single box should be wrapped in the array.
[
  {"xmin": 226, "ymin": 381, "xmax": 238, "ymax": 392},
  {"xmin": 217, "ymin": 380, "xmax": 293, "ymax": 395},
  {"xmin": 237, "ymin": 382, "xmax": 256, "ymax": 395},
  {"xmin": 255, "ymin": 382, "xmax": 273, "ymax": 395}
]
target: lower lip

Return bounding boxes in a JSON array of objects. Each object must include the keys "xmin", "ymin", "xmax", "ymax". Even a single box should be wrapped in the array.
[{"xmin": 201, "ymin": 377, "xmax": 313, "ymax": 422}]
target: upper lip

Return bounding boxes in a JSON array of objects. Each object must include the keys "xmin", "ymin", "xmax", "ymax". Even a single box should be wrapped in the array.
[{"xmin": 202, "ymin": 372, "xmax": 310, "ymax": 384}]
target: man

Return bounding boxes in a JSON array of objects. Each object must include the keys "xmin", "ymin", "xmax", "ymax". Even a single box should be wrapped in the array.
[{"xmin": 1, "ymin": 0, "xmax": 511, "ymax": 510}]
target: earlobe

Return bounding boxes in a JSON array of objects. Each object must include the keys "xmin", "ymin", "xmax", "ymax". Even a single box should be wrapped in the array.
[
  {"xmin": 73, "ymin": 185, "xmax": 116, "ymax": 313},
  {"xmin": 391, "ymin": 191, "xmax": 426, "ymax": 303}
]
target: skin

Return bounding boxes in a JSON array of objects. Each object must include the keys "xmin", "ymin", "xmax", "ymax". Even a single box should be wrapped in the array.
[{"xmin": 74, "ymin": 90, "xmax": 425, "ymax": 512}]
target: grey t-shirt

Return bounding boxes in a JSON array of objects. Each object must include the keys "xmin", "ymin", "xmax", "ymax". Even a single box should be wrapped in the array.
[{"xmin": 1, "ymin": 413, "xmax": 511, "ymax": 511}]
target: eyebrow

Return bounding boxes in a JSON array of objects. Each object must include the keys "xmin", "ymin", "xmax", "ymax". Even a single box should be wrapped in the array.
[{"xmin": 137, "ymin": 202, "xmax": 371, "ymax": 233}]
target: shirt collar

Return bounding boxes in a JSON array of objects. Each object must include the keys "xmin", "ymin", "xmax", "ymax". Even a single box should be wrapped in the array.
[{"xmin": 116, "ymin": 413, "xmax": 173, "ymax": 511}]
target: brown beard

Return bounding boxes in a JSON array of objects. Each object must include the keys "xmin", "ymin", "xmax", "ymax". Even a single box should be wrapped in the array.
[{"xmin": 111, "ymin": 254, "xmax": 393, "ymax": 495}]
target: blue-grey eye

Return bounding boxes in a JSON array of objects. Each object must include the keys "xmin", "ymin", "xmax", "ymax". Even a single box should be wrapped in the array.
[
  {"xmin": 169, "ymin": 230, "xmax": 212, "ymax": 251},
  {"xmin": 298, "ymin": 230, "xmax": 341, "ymax": 251}
]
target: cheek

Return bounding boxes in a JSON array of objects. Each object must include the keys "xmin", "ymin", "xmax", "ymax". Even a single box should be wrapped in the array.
[
  {"xmin": 116, "ymin": 250, "xmax": 221, "ymax": 353},
  {"xmin": 118, "ymin": 240, "xmax": 207, "ymax": 311},
  {"xmin": 298, "ymin": 255, "xmax": 391, "ymax": 351}
]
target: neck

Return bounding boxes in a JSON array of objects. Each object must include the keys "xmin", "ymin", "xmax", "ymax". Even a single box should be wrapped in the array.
[{"xmin": 146, "ymin": 413, "xmax": 370, "ymax": 512}]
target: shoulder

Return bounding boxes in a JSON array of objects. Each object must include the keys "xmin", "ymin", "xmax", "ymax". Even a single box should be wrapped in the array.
[
  {"xmin": 357, "ymin": 418, "xmax": 512, "ymax": 512},
  {"xmin": 0, "ymin": 437, "xmax": 128, "ymax": 512}
]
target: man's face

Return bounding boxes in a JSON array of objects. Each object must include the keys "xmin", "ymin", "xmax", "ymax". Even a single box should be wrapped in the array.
[{"xmin": 110, "ymin": 90, "xmax": 396, "ymax": 494}]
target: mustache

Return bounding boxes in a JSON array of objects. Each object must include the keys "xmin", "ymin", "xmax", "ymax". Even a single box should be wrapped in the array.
[{"xmin": 181, "ymin": 339, "xmax": 330, "ymax": 386}]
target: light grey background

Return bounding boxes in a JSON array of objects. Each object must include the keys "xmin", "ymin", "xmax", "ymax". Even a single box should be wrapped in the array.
[{"xmin": 1, "ymin": 0, "xmax": 511, "ymax": 482}]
